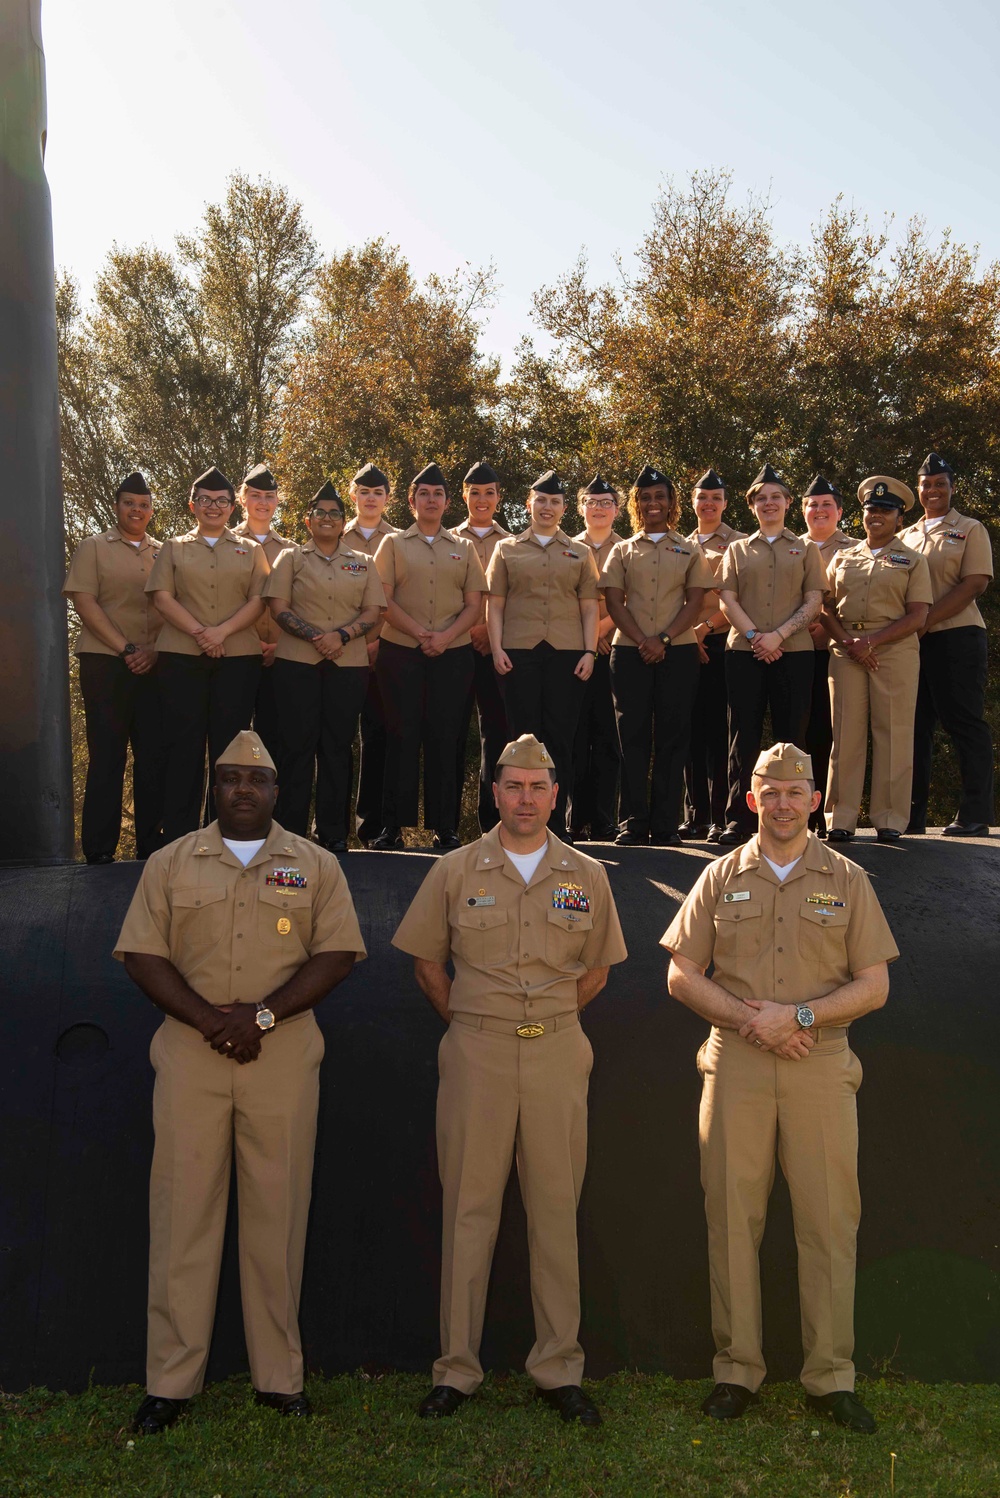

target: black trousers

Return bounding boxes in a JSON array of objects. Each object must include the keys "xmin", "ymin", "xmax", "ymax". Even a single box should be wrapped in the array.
[
  {"xmin": 456, "ymin": 649, "xmax": 508, "ymax": 832},
  {"xmin": 78, "ymin": 652, "xmax": 164, "ymax": 860},
  {"xmin": 611, "ymin": 644, "xmax": 700, "ymax": 838},
  {"xmin": 724, "ymin": 650, "xmax": 814, "ymax": 832},
  {"xmin": 252, "ymin": 658, "xmax": 281, "ymax": 762},
  {"xmin": 354, "ymin": 667, "xmax": 389, "ymax": 843},
  {"xmin": 684, "ymin": 633, "xmax": 728, "ymax": 829},
  {"xmin": 272, "ymin": 659, "xmax": 369, "ymax": 844},
  {"xmin": 569, "ymin": 651, "xmax": 621, "ymax": 835},
  {"xmin": 805, "ymin": 649, "xmax": 833, "ymax": 830},
  {"xmin": 500, "ymin": 643, "xmax": 586, "ymax": 835},
  {"xmin": 910, "ymin": 627, "xmax": 995, "ymax": 827},
  {"xmin": 376, "ymin": 641, "xmax": 474, "ymax": 831},
  {"xmin": 158, "ymin": 653, "xmax": 262, "ymax": 841}
]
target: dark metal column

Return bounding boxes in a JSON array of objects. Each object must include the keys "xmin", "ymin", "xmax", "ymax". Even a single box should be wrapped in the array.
[{"xmin": 0, "ymin": 0, "xmax": 73, "ymax": 863}]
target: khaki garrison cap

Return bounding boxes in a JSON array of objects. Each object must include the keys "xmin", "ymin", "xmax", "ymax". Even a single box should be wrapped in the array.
[
  {"xmin": 496, "ymin": 733, "xmax": 554, "ymax": 770},
  {"xmin": 858, "ymin": 474, "xmax": 916, "ymax": 512},
  {"xmin": 752, "ymin": 742, "xmax": 813, "ymax": 781},
  {"xmin": 215, "ymin": 729, "xmax": 276, "ymax": 771}
]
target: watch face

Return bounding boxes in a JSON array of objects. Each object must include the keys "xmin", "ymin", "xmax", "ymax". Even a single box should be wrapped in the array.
[
  {"xmin": 797, "ymin": 1006, "xmax": 815, "ymax": 1028},
  {"xmin": 255, "ymin": 1008, "xmax": 276, "ymax": 1031}
]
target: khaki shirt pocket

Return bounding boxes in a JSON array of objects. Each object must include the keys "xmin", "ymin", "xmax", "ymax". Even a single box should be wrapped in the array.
[
  {"xmin": 258, "ymin": 884, "xmax": 313, "ymax": 951},
  {"xmin": 713, "ymin": 900, "xmax": 764, "ymax": 963},
  {"xmin": 454, "ymin": 905, "xmax": 510, "ymax": 965},
  {"xmin": 170, "ymin": 885, "xmax": 229, "ymax": 943},
  {"xmin": 797, "ymin": 903, "xmax": 849, "ymax": 963},
  {"xmin": 545, "ymin": 906, "xmax": 594, "ymax": 965}
]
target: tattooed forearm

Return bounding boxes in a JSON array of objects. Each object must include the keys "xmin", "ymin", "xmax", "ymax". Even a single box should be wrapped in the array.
[
  {"xmin": 276, "ymin": 610, "xmax": 323, "ymax": 643},
  {"xmin": 356, "ymin": 619, "xmax": 374, "ymax": 636},
  {"xmin": 778, "ymin": 592, "xmax": 823, "ymax": 642}
]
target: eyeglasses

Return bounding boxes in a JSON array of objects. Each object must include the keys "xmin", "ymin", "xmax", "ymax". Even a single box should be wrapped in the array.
[
  {"xmin": 193, "ymin": 496, "xmax": 233, "ymax": 508},
  {"xmin": 312, "ymin": 508, "xmax": 344, "ymax": 519},
  {"xmin": 583, "ymin": 498, "xmax": 617, "ymax": 508}
]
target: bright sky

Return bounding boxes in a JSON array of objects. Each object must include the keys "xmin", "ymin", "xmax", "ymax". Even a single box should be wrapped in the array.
[{"xmin": 42, "ymin": 0, "xmax": 1000, "ymax": 367}]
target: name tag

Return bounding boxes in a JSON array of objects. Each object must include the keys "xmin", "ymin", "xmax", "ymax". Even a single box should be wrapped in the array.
[
  {"xmin": 466, "ymin": 895, "xmax": 496, "ymax": 907},
  {"xmin": 723, "ymin": 890, "xmax": 751, "ymax": 903}
]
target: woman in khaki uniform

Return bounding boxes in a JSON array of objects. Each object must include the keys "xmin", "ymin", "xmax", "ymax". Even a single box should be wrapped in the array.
[
  {"xmin": 568, "ymin": 476, "xmax": 623, "ymax": 843},
  {"xmin": 601, "ymin": 465, "xmax": 713, "ymax": 846},
  {"xmin": 373, "ymin": 463, "xmax": 487, "ymax": 849},
  {"xmin": 718, "ymin": 464, "xmax": 826, "ymax": 844},
  {"xmin": 265, "ymin": 482, "xmax": 385, "ymax": 852},
  {"xmin": 233, "ymin": 463, "xmax": 288, "ymax": 757},
  {"xmin": 63, "ymin": 471, "xmax": 164, "ymax": 863},
  {"xmin": 822, "ymin": 477, "xmax": 932, "ymax": 842},
  {"xmin": 147, "ymin": 466, "xmax": 269, "ymax": 840},
  {"xmin": 486, "ymin": 470, "xmax": 601, "ymax": 838}
]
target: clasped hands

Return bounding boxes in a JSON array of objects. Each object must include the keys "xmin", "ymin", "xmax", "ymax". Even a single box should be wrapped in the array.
[
  {"xmin": 123, "ymin": 645, "xmax": 157, "ymax": 675},
  {"xmin": 201, "ymin": 1003, "xmax": 265, "ymax": 1064},
  {"xmin": 193, "ymin": 624, "xmax": 228, "ymax": 658},
  {"xmin": 738, "ymin": 998, "xmax": 815, "ymax": 1061},
  {"xmin": 844, "ymin": 635, "xmax": 879, "ymax": 671},
  {"xmin": 750, "ymin": 630, "xmax": 784, "ymax": 664}
]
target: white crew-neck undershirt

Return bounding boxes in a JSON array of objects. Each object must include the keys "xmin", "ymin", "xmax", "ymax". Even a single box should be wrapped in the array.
[
  {"xmin": 222, "ymin": 837, "xmax": 266, "ymax": 866},
  {"xmin": 647, "ymin": 532, "xmax": 667, "ymax": 543},
  {"xmin": 203, "ymin": 536, "xmax": 220, "ymax": 547},
  {"xmin": 535, "ymin": 534, "xmax": 556, "ymax": 546},
  {"xmin": 422, "ymin": 532, "xmax": 438, "ymax": 545},
  {"xmin": 763, "ymin": 533, "xmax": 779, "ymax": 544},
  {"xmin": 357, "ymin": 525, "xmax": 377, "ymax": 540},
  {"xmin": 763, "ymin": 854, "xmax": 800, "ymax": 882},
  {"xmin": 127, "ymin": 540, "xmax": 141, "ymax": 548},
  {"xmin": 923, "ymin": 517, "xmax": 947, "ymax": 530},
  {"xmin": 253, "ymin": 532, "xmax": 270, "ymax": 543},
  {"xmin": 471, "ymin": 526, "xmax": 493, "ymax": 538},
  {"xmin": 504, "ymin": 844, "xmax": 547, "ymax": 883},
  {"xmin": 697, "ymin": 530, "xmax": 719, "ymax": 543}
]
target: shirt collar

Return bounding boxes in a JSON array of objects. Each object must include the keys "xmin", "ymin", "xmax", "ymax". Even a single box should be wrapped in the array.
[
  {"xmin": 194, "ymin": 819, "xmax": 298, "ymax": 871},
  {"xmin": 345, "ymin": 516, "xmax": 393, "ymax": 535},
  {"xmin": 401, "ymin": 523, "xmax": 455, "ymax": 543},
  {"xmin": 108, "ymin": 527, "xmax": 156, "ymax": 551},
  {"xmin": 736, "ymin": 831, "xmax": 833, "ymax": 885},
  {"xmin": 301, "ymin": 539, "xmax": 348, "ymax": 559},
  {"xmin": 474, "ymin": 825, "xmax": 581, "ymax": 887},
  {"xmin": 234, "ymin": 519, "xmax": 281, "ymax": 544},
  {"xmin": 514, "ymin": 526, "xmax": 571, "ymax": 547}
]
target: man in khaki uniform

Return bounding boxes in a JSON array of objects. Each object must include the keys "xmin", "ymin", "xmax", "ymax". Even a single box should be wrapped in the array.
[
  {"xmin": 452, "ymin": 459, "xmax": 511, "ymax": 833},
  {"xmin": 63, "ymin": 471, "xmax": 164, "ymax": 862},
  {"xmin": 343, "ymin": 462, "xmax": 399, "ymax": 846},
  {"xmin": 115, "ymin": 730, "xmax": 366, "ymax": 1434},
  {"xmin": 900, "ymin": 452, "xmax": 995, "ymax": 835},
  {"xmin": 799, "ymin": 475, "xmax": 855, "ymax": 836},
  {"xmin": 234, "ymin": 463, "xmax": 289, "ymax": 757},
  {"xmin": 663, "ymin": 743, "xmax": 898, "ymax": 1433},
  {"xmin": 393, "ymin": 734, "xmax": 627, "ymax": 1425}
]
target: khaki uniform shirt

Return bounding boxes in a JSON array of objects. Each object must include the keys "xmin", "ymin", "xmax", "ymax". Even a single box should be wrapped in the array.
[
  {"xmin": 802, "ymin": 529, "xmax": 855, "ymax": 649},
  {"xmin": 113, "ymin": 820, "xmax": 366, "ymax": 1012},
  {"xmin": 576, "ymin": 532, "xmax": 618, "ymax": 626},
  {"xmin": 898, "ymin": 508, "xmax": 994, "ymax": 632},
  {"xmin": 375, "ymin": 525, "xmax": 487, "ymax": 649},
  {"xmin": 486, "ymin": 529, "xmax": 601, "ymax": 651},
  {"xmin": 146, "ymin": 528, "xmax": 269, "ymax": 657},
  {"xmin": 343, "ymin": 515, "xmax": 399, "ymax": 558},
  {"xmin": 452, "ymin": 517, "xmax": 511, "ymax": 628},
  {"xmin": 660, "ymin": 833, "xmax": 898, "ymax": 1010},
  {"xmin": 392, "ymin": 825, "xmax": 628, "ymax": 1022},
  {"xmin": 825, "ymin": 541, "xmax": 933, "ymax": 656},
  {"xmin": 63, "ymin": 528, "xmax": 163, "ymax": 655},
  {"xmin": 601, "ymin": 530, "xmax": 714, "ymax": 647},
  {"xmin": 233, "ymin": 519, "xmax": 289, "ymax": 646},
  {"xmin": 265, "ymin": 541, "xmax": 386, "ymax": 667},
  {"xmin": 719, "ymin": 530, "xmax": 827, "ymax": 651},
  {"xmin": 685, "ymin": 522, "xmax": 748, "ymax": 628}
]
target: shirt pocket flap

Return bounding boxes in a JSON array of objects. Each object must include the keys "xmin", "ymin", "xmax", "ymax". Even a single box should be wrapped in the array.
[
  {"xmin": 546, "ymin": 908, "xmax": 594, "ymax": 934},
  {"xmin": 173, "ymin": 886, "xmax": 228, "ymax": 910},
  {"xmin": 258, "ymin": 885, "xmax": 314, "ymax": 911},
  {"xmin": 715, "ymin": 900, "xmax": 762, "ymax": 921},
  {"xmin": 800, "ymin": 904, "xmax": 848, "ymax": 927},
  {"xmin": 456, "ymin": 907, "xmax": 508, "ymax": 931}
]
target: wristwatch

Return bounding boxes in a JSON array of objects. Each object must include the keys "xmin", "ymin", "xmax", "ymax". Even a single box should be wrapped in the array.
[
  {"xmin": 658, "ymin": 631, "xmax": 673, "ymax": 646},
  {"xmin": 255, "ymin": 1003, "xmax": 276, "ymax": 1033},
  {"xmin": 119, "ymin": 642, "xmax": 137, "ymax": 659},
  {"xmin": 336, "ymin": 628, "xmax": 351, "ymax": 646},
  {"xmin": 745, "ymin": 629, "xmax": 758, "ymax": 643},
  {"xmin": 795, "ymin": 1005, "xmax": 815, "ymax": 1029}
]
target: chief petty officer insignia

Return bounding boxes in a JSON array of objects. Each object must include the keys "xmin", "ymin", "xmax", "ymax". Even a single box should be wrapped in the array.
[
  {"xmin": 552, "ymin": 882, "xmax": 590, "ymax": 913},
  {"xmin": 266, "ymin": 867, "xmax": 308, "ymax": 889}
]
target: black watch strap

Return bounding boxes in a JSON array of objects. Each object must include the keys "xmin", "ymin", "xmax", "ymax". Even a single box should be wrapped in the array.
[
  {"xmin": 337, "ymin": 628, "xmax": 351, "ymax": 645},
  {"xmin": 120, "ymin": 643, "xmax": 137, "ymax": 658}
]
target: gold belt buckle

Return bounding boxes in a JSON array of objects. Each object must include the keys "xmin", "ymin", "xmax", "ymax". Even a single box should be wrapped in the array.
[{"xmin": 516, "ymin": 1023, "xmax": 545, "ymax": 1039}]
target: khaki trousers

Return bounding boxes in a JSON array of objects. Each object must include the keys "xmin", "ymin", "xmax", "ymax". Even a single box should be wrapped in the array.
[
  {"xmin": 698, "ymin": 1028, "xmax": 862, "ymax": 1396},
  {"xmin": 434, "ymin": 1013, "xmax": 592, "ymax": 1393},
  {"xmin": 147, "ymin": 1013, "xmax": 324, "ymax": 1398},
  {"xmin": 826, "ymin": 639, "xmax": 919, "ymax": 831}
]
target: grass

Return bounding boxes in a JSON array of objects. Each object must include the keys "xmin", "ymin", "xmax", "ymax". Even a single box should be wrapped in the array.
[{"xmin": 2, "ymin": 1373, "xmax": 998, "ymax": 1498}]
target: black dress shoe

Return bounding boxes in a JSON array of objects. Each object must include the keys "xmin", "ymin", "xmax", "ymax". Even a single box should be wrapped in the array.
[
  {"xmin": 319, "ymin": 838, "xmax": 348, "ymax": 853},
  {"xmin": 86, "ymin": 853, "xmax": 115, "ymax": 866},
  {"xmin": 432, "ymin": 830, "xmax": 461, "ymax": 851},
  {"xmin": 650, "ymin": 831, "xmax": 683, "ymax": 846},
  {"xmin": 254, "ymin": 1389, "xmax": 311, "ymax": 1416},
  {"xmin": 372, "ymin": 828, "xmax": 404, "ymax": 850},
  {"xmin": 717, "ymin": 828, "xmax": 750, "ymax": 847},
  {"xmin": 590, "ymin": 825, "xmax": 620, "ymax": 842},
  {"xmin": 537, "ymin": 1385, "xmax": 602, "ymax": 1426},
  {"xmin": 679, "ymin": 822, "xmax": 709, "ymax": 840},
  {"xmin": 615, "ymin": 830, "xmax": 649, "ymax": 846},
  {"xmin": 806, "ymin": 1389, "xmax": 876, "ymax": 1434},
  {"xmin": 905, "ymin": 822, "xmax": 926, "ymax": 835},
  {"xmin": 706, "ymin": 824, "xmax": 724, "ymax": 844},
  {"xmin": 826, "ymin": 828, "xmax": 855, "ymax": 843},
  {"xmin": 418, "ymin": 1385, "xmax": 469, "ymax": 1418},
  {"xmin": 875, "ymin": 828, "xmax": 901, "ymax": 843},
  {"xmin": 942, "ymin": 821, "xmax": 991, "ymax": 837},
  {"xmin": 132, "ymin": 1395, "xmax": 188, "ymax": 1434},
  {"xmin": 700, "ymin": 1382, "xmax": 756, "ymax": 1420}
]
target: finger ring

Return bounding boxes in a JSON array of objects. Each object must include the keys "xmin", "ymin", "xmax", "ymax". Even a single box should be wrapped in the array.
[
  {"xmin": 224, "ymin": 1040, "xmax": 234, "ymax": 1049},
  {"xmin": 753, "ymin": 1039, "xmax": 763, "ymax": 1047}
]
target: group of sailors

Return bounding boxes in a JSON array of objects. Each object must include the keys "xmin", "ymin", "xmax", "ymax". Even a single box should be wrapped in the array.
[{"xmin": 64, "ymin": 452, "xmax": 995, "ymax": 862}]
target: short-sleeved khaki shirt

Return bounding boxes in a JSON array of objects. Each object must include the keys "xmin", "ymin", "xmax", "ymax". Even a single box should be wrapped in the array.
[
  {"xmin": 576, "ymin": 531, "xmax": 619, "ymax": 623},
  {"xmin": 719, "ymin": 530, "xmax": 827, "ymax": 651},
  {"xmin": 63, "ymin": 528, "xmax": 163, "ymax": 655},
  {"xmin": 233, "ymin": 519, "xmax": 289, "ymax": 646},
  {"xmin": 898, "ymin": 508, "xmax": 994, "ymax": 632},
  {"xmin": 343, "ymin": 515, "xmax": 399, "ymax": 558},
  {"xmin": 146, "ymin": 528, "xmax": 270, "ymax": 657},
  {"xmin": 601, "ymin": 530, "xmax": 714, "ymax": 646},
  {"xmin": 453, "ymin": 517, "xmax": 511, "ymax": 626},
  {"xmin": 806, "ymin": 528, "xmax": 856, "ymax": 565},
  {"xmin": 114, "ymin": 820, "xmax": 366, "ymax": 1011},
  {"xmin": 265, "ymin": 541, "xmax": 386, "ymax": 667},
  {"xmin": 825, "ymin": 541, "xmax": 933, "ymax": 654},
  {"xmin": 685, "ymin": 522, "xmax": 748, "ymax": 626},
  {"xmin": 392, "ymin": 825, "xmax": 628, "ymax": 1021},
  {"xmin": 486, "ymin": 529, "xmax": 601, "ymax": 651},
  {"xmin": 660, "ymin": 833, "xmax": 898, "ymax": 1009},
  {"xmin": 375, "ymin": 525, "xmax": 487, "ymax": 649}
]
